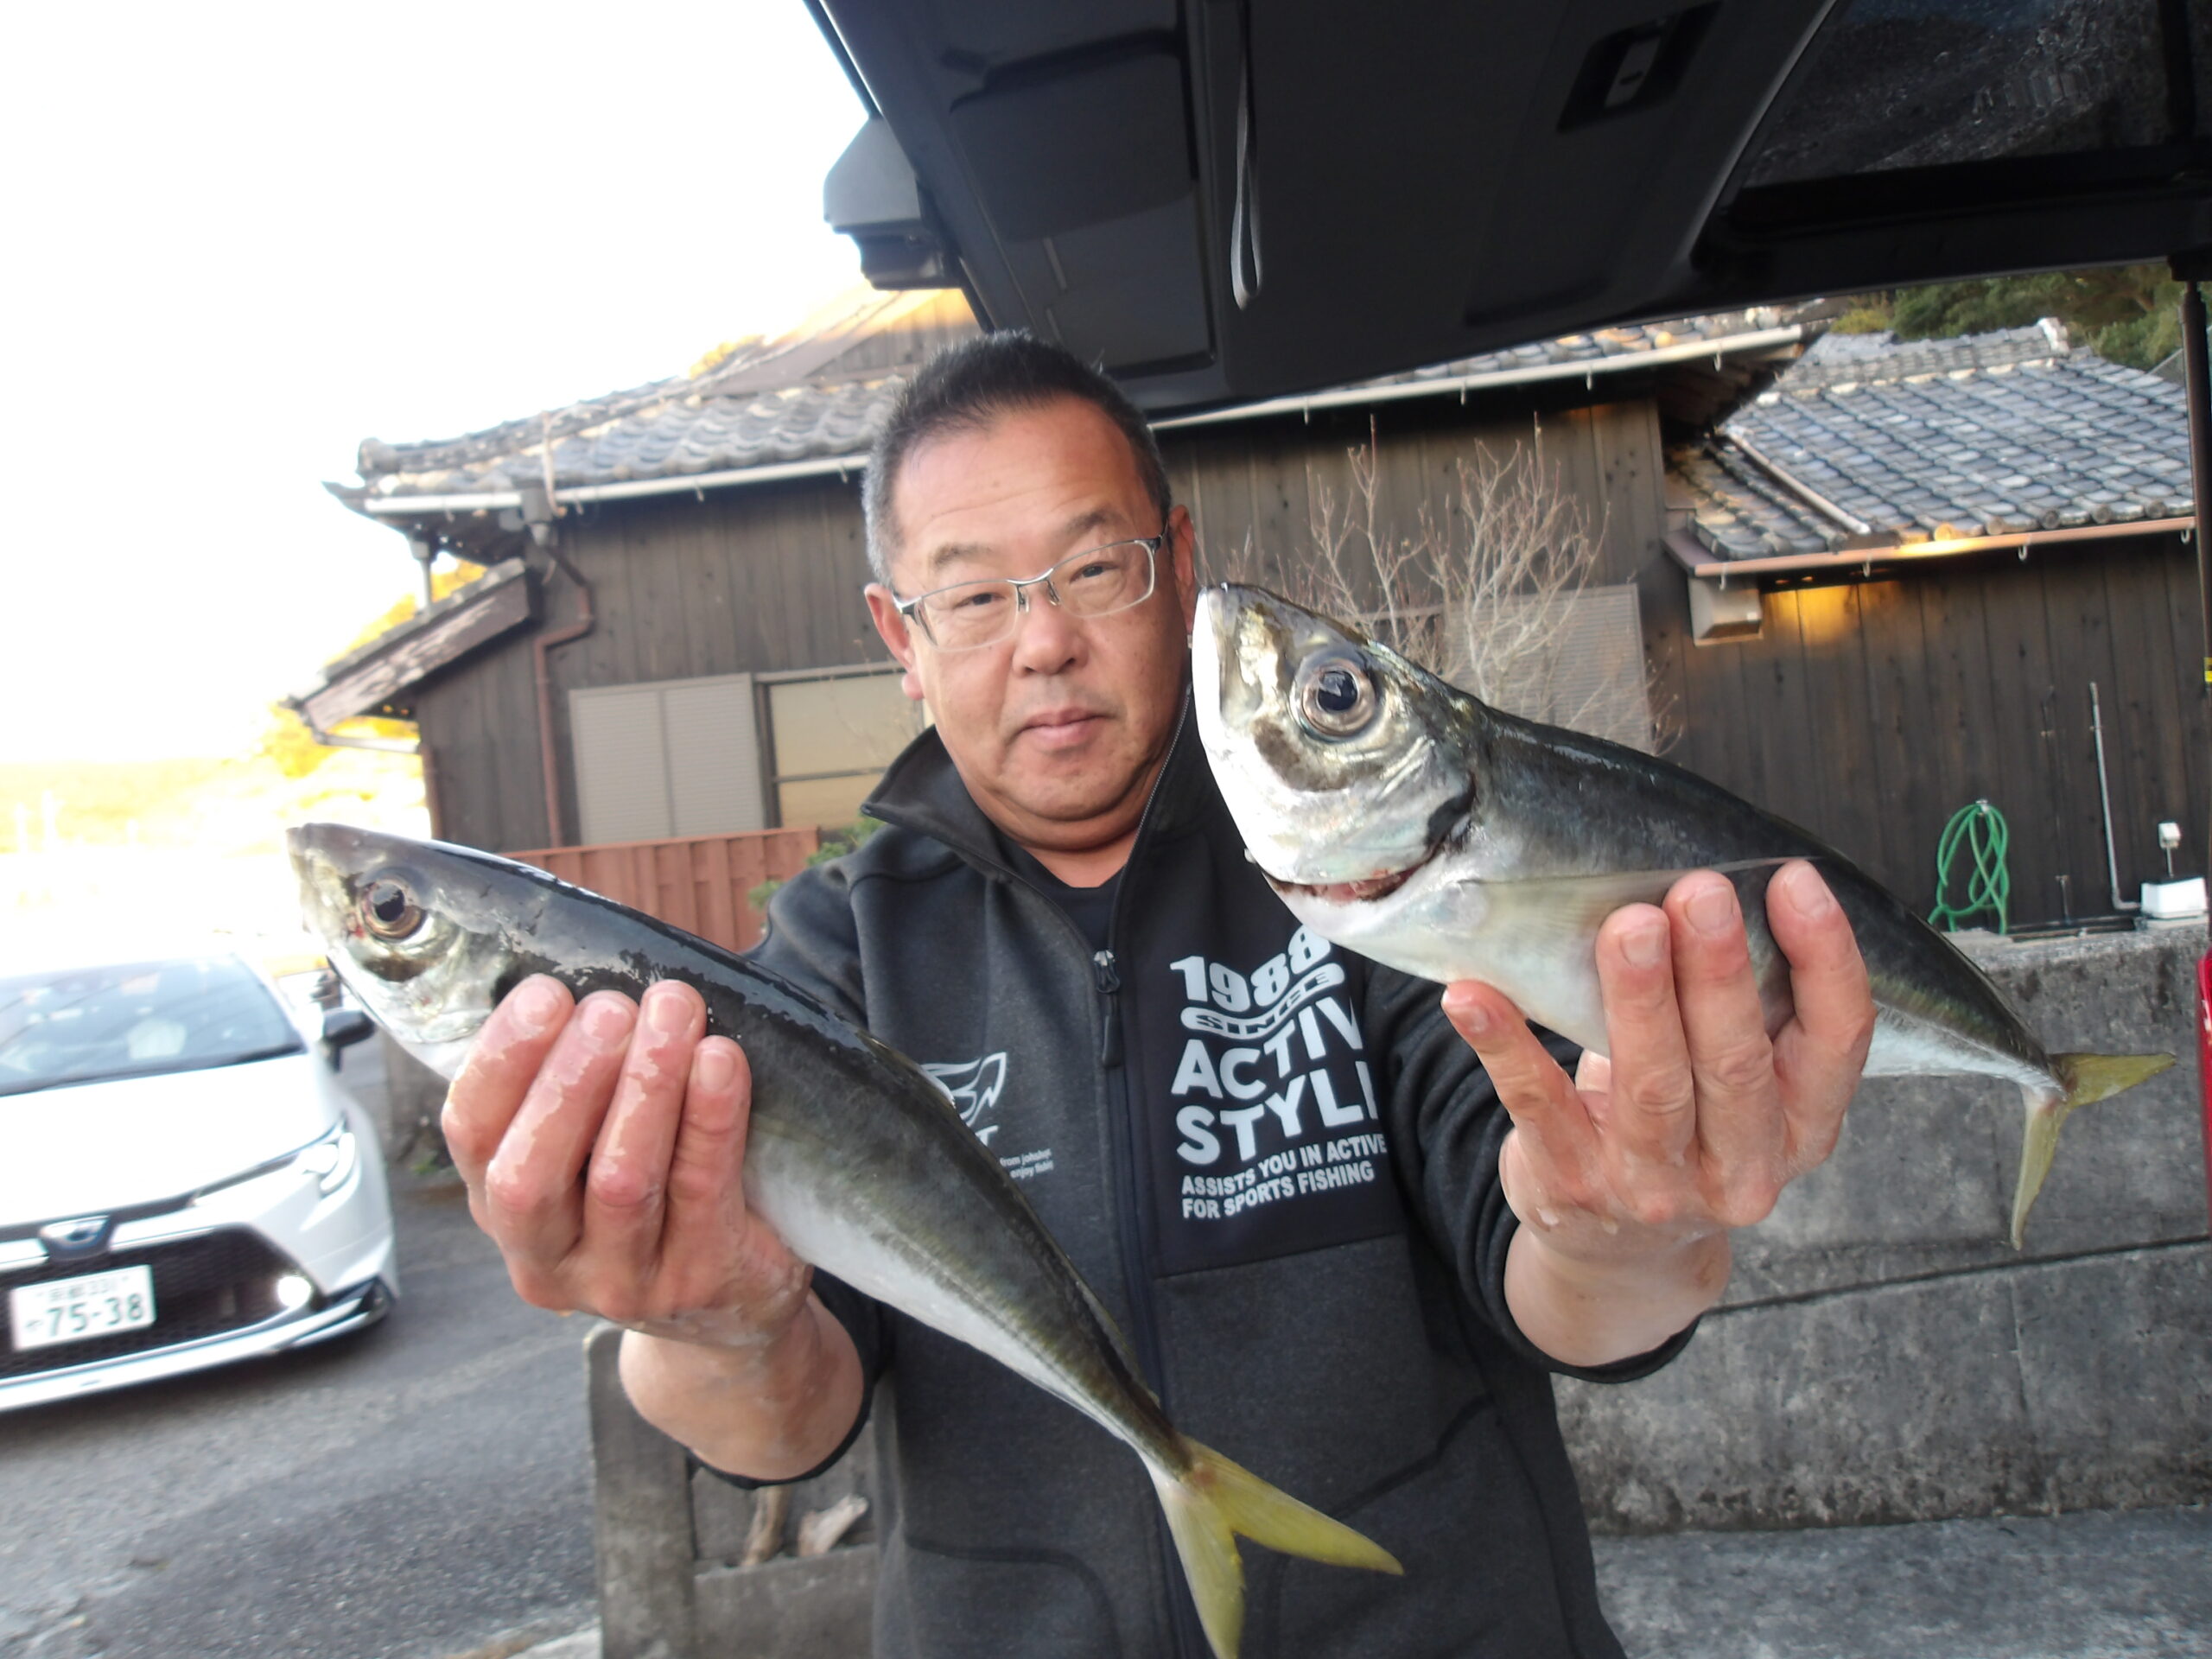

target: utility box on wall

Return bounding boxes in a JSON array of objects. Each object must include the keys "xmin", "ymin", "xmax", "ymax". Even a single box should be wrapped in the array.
[{"xmin": 1687, "ymin": 574, "xmax": 1763, "ymax": 644}]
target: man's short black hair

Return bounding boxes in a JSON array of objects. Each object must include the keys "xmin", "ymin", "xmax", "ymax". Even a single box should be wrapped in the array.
[{"xmin": 863, "ymin": 332, "xmax": 1172, "ymax": 587}]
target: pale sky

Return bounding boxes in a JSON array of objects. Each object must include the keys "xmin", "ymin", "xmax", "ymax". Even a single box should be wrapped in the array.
[{"xmin": 0, "ymin": 2, "xmax": 868, "ymax": 763}]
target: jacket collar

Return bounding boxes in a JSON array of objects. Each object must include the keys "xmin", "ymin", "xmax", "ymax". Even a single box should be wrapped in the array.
[{"xmin": 862, "ymin": 685, "xmax": 1222, "ymax": 877}]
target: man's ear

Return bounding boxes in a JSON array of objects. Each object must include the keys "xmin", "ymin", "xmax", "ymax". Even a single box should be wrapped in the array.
[
  {"xmin": 864, "ymin": 583, "xmax": 927, "ymax": 702},
  {"xmin": 1167, "ymin": 504, "xmax": 1199, "ymax": 631}
]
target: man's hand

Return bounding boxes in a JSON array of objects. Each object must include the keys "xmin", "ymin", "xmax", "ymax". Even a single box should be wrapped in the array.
[
  {"xmin": 1440, "ymin": 860, "xmax": 1875, "ymax": 1369},
  {"xmin": 443, "ymin": 975, "xmax": 861, "ymax": 1478}
]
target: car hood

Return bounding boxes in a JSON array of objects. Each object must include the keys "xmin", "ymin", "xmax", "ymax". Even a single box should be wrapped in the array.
[{"xmin": 0, "ymin": 1052, "xmax": 337, "ymax": 1226}]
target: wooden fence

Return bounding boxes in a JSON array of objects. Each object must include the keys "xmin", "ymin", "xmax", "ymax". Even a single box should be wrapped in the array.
[{"xmin": 506, "ymin": 827, "xmax": 822, "ymax": 951}]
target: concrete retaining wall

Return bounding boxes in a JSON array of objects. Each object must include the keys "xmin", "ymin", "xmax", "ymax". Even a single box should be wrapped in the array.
[{"xmin": 1560, "ymin": 923, "xmax": 2210, "ymax": 1532}]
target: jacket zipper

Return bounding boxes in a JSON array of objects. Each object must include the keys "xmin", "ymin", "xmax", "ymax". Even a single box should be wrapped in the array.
[
  {"xmin": 1096, "ymin": 714, "xmax": 1206, "ymax": 1659},
  {"xmin": 871, "ymin": 702, "xmax": 1202, "ymax": 1658},
  {"xmin": 1092, "ymin": 948, "xmax": 1122, "ymax": 1065}
]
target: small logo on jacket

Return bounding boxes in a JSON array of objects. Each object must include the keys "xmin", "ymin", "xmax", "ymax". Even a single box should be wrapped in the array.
[{"xmin": 922, "ymin": 1053, "xmax": 1009, "ymax": 1143}]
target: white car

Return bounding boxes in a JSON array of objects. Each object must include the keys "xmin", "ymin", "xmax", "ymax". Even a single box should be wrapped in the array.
[{"xmin": 0, "ymin": 950, "xmax": 398, "ymax": 1411}]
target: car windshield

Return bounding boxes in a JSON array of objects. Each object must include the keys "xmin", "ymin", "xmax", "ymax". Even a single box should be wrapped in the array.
[{"xmin": 0, "ymin": 957, "xmax": 306, "ymax": 1096}]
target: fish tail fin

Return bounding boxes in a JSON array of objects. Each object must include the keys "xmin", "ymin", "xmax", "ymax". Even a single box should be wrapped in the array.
[
  {"xmin": 2010, "ymin": 1052, "xmax": 2176, "ymax": 1248},
  {"xmin": 1148, "ymin": 1440, "xmax": 1402, "ymax": 1659}
]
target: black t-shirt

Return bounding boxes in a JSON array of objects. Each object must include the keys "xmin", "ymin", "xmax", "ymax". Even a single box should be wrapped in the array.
[{"xmin": 997, "ymin": 838, "xmax": 1121, "ymax": 954}]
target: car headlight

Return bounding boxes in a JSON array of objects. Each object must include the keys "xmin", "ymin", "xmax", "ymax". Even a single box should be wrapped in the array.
[{"xmin": 297, "ymin": 1123, "xmax": 359, "ymax": 1196}]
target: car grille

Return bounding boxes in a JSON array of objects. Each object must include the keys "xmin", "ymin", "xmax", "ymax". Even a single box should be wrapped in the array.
[{"xmin": 0, "ymin": 1229, "xmax": 300, "ymax": 1379}]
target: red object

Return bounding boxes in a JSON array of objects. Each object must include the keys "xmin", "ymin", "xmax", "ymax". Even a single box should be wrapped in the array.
[{"xmin": 2201, "ymin": 950, "xmax": 2212, "ymax": 1227}]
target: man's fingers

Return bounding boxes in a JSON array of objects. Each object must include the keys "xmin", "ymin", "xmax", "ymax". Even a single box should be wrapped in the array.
[
  {"xmin": 660, "ymin": 1033, "xmax": 798, "ymax": 1302},
  {"xmin": 1440, "ymin": 980, "xmax": 1601, "ymax": 1215},
  {"xmin": 481, "ymin": 989, "xmax": 639, "ymax": 1269},
  {"xmin": 1662, "ymin": 873, "xmax": 1784, "ymax": 1211},
  {"xmin": 1591, "ymin": 901, "xmax": 1700, "ymax": 1175},
  {"xmin": 581, "ymin": 982, "xmax": 708, "ymax": 1286},
  {"xmin": 444, "ymin": 976, "xmax": 573, "ymax": 1194},
  {"xmin": 1766, "ymin": 860, "xmax": 1874, "ymax": 1173}
]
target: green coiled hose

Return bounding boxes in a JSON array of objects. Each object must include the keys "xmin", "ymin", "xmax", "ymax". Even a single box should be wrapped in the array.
[{"xmin": 1929, "ymin": 800, "xmax": 2010, "ymax": 935}]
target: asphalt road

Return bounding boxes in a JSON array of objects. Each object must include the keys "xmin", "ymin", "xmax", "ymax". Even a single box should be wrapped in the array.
[{"xmin": 0, "ymin": 1154, "xmax": 596, "ymax": 1659}]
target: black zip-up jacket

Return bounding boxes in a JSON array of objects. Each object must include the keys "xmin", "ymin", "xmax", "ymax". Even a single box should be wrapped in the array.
[{"xmin": 749, "ymin": 699, "xmax": 1688, "ymax": 1659}]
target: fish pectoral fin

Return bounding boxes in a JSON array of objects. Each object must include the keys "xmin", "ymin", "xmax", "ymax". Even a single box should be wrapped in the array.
[
  {"xmin": 1152, "ymin": 1442, "xmax": 1401, "ymax": 1659},
  {"xmin": 1469, "ymin": 860, "xmax": 1796, "ymax": 952},
  {"xmin": 2009, "ymin": 1052, "xmax": 2176, "ymax": 1249}
]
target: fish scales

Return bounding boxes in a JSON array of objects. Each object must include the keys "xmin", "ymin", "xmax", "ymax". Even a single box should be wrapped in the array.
[
  {"xmin": 1191, "ymin": 584, "xmax": 2172, "ymax": 1249},
  {"xmin": 1471, "ymin": 699, "xmax": 2052, "ymax": 1084},
  {"xmin": 288, "ymin": 822, "xmax": 1399, "ymax": 1659}
]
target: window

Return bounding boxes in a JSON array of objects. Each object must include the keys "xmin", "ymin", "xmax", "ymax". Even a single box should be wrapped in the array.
[
  {"xmin": 761, "ymin": 665, "xmax": 929, "ymax": 828},
  {"xmin": 570, "ymin": 675, "xmax": 765, "ymax": 844},
  {"xmin": 568, "ymin": 665, "xmax": 929, "ymax": 843}
]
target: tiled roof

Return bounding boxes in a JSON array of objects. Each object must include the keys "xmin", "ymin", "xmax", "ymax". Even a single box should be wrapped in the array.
[
  {"xmin": 1673, "ymin": 323, "xmax": 2196, "ymax": 562},
  {"xmin": 333, "ymin": 295, "xmax": 1806, "ymax": 512},
  {"xmin": 340, "ymin": 288, "xmax": 969, "ymax": 506}
]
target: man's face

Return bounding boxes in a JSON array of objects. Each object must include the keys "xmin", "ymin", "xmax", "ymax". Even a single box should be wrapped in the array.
[{"xmin": 863, "ymin": 397, "xmax": 1198, "ymax": 857}]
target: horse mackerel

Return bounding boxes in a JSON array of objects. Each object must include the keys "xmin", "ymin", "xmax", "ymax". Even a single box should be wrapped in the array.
[
  {"xmin": 1190, "ymin": 583, "xmax": 2172, "ymax": 1248},
  {"xmin": 286, "ymin": 821, "xmax": 1399, "ymax": 1659}
]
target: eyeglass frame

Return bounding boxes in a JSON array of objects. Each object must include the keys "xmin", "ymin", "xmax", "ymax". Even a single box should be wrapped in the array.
[{"xmin": 888, "ymin": 533, "xmax": 1168, "ymax": 651}]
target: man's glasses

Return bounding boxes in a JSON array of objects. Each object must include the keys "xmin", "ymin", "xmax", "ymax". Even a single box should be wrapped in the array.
[{"xmin": 893, "ymin": 536, "xmax": 1163, "ymax": 652}]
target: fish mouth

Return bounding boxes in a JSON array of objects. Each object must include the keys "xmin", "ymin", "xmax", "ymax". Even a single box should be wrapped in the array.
[{"xmin": 1261, "ymin": 842, "xmax": 1439, "ymax": 906}]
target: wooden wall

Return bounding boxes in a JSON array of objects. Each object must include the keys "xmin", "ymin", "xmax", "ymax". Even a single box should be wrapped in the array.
[
  {"xmin": 414, "ymin": 475, "xmax": 886, "ymax": 853},
  {"xmin": 1641, "ymin": 533, "xmax": 2211, "ymax": 930},
  {"xmin": 1158, "ymin": 396, "xmax": 1663, "ymax": 595}
]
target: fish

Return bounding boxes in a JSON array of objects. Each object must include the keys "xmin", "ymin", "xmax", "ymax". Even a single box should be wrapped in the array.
[
  {"xmin": 1190, "ymin": 583, "xmax": 2173, "ymax": 1249},
  {"xmin": 287, "ymin": 821, "xmax": 1398, "ymax": 1659}
]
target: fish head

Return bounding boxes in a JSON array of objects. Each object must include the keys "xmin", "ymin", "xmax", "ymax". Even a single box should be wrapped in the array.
[
  {"xmin": 288, "ymin": 823, "xmax": 548, "ymax": 1079},
  {"xmin": 1192, "ymin": 583, "xmax": 1477, "ymax": 895}
]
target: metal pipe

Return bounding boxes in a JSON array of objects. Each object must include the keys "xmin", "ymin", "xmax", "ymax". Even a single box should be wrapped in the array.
[
  {"xmin": 361, "ymin": 451, "xmax": 869, "ymax": 517},
  {"xmin": 419, "ymin": 738, "xmax": 446, "ymax": 841},
  {"xmin": 1665, "ymin": 516, "xmax": 2198, "ymax": 580},
  {"xmin": 532, "ymin": 545, "xmax": 595, "ymax": 848},
  {"xmin": 2175, "ymin": 272, "xmax": 2212, "ymax": 1224},
  {"xmin": 1151, "ymin": 326, "xmax": 1810, "ymax": 429},
  {"xmin": 295, "ymin": 710, "xmax": 419, "ymax": 755},
  {"xmin": 1725, "ymin": 430, "xmax": 1877, "ymax": 537},
  {"xmin": 2184, "ymin": 281, "xmax": 2212, "ymax": 832},
  {"xmin": 2089, "ymin": 682, "xmax": 2139, "ymax": 913}
]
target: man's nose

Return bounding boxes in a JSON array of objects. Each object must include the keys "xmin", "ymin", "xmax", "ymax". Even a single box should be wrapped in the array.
[{"xmin": 1009, "ymin": 584, "xmax": 1084, "ymax": 670}]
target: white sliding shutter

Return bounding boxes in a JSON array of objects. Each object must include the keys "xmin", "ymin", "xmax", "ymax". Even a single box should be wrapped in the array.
[{"xmin": 570, "ymin": 674, "xmax": 763, "ymax": 843}]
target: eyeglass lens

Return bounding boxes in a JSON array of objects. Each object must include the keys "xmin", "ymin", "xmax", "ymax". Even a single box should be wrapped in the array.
[{"xmin": 914, "ymin": 541, "xmax": 1157, "ymax": 649}]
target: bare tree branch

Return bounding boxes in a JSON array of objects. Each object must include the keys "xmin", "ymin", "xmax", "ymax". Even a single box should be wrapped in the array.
[{"xmin": 1203, "ymin": 429, "xmax": 1677, "ymax": 753}]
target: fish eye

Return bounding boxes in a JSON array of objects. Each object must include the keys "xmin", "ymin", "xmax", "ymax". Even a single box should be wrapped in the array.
[
  {"xmin": 1294, "ymin": 652, "xmax": 1379, "ymax": 739},
  {"xmin": 359, "ymin": 874, "xmax": 423, "ymax": 940}
]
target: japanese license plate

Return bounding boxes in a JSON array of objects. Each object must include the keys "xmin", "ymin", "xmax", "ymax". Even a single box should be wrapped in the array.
[{"xmin": 10, "ymin": 1266, "xmax": 156, "ymax": 1352}]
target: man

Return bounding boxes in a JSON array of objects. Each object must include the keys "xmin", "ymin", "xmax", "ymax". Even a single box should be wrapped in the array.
[{"xmin": 444, "ymin": 335, "xmax": 1874, "ymax": 1656}]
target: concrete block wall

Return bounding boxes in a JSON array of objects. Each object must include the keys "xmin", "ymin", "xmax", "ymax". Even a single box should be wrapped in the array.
[{"xmin": 1559, "ymin": 923, "xmax": 2210, "ymax": 1532}]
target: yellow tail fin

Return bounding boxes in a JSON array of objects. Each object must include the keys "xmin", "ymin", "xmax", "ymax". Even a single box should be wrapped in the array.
[
  {"xmin": 2010, "ymin": 1051, "xmax": 2176, "ymax": 1248},
  {"xmin": 1149, "ymin": 1440, "xmax": 1402, "ymax": 1659}
]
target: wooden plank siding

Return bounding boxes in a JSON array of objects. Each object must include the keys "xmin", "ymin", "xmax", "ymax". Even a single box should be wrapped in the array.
[
  {"xmin": 1665, "ymin": 535, "xmax": 2209, "ymax": 929},
  {"xmin": 506, "ymin": 828, "xmax": 823, "ymax": 953}
]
